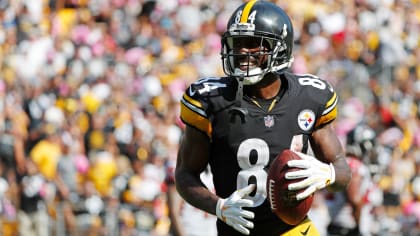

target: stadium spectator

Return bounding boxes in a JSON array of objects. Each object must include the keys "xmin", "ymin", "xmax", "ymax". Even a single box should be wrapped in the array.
[{"xmin": 17, "ymin": 158, "xmax": 50, "ymax": 236}]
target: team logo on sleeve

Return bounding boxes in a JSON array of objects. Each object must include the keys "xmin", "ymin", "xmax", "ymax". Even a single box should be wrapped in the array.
[{"xmin": 297, "ymin": 110, "xmax": 315, "ymax": 131}]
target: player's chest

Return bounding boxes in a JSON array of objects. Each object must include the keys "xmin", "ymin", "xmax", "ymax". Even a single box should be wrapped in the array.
[{"xmin": 212, "ymin": 103, "xmax": 316, "ymax": 141}]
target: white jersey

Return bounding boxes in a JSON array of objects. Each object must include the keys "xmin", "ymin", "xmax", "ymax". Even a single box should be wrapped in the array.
[
  {"xmin": 325, "ymin": 157, "xmax": 377, "ymax": 235},
  {"xmin": 180, "ymin": 170, "xmax": 217, "ymax": 236}
]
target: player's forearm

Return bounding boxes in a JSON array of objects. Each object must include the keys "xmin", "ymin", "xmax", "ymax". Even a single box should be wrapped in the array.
[
  {"xmin": 310, "ymin": 125, "xmax": 352, "ymax": 192},
  {"xmin": 329, "ymin": 155, "xmax": 351, "ymax": 191},
  {"xmin": 175, "ymin": 170, "xmax": 218, "ymax": 215}
]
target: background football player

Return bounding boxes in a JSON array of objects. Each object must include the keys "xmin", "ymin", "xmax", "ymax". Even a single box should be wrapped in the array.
[
  {"xmin": 175, "ymin": 1, "xmax": 351, "ymax": 235},
  {"xmin": 167, "ymin": 163, "xmax": 217, "ymax": 236},
  {"xmin": 326, "ymin": 124, "xmax": 382, "ymax": 236}
]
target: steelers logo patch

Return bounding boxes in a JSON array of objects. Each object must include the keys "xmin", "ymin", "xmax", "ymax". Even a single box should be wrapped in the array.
[{"xmin": 297, "ymin": 110, "xmax": 316, "ymax": 131}]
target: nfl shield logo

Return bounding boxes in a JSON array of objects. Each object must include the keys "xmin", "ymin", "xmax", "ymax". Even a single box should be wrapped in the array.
[{"xmin": 264, "ymin": 115, "xmax": 275, "ymax": 128}]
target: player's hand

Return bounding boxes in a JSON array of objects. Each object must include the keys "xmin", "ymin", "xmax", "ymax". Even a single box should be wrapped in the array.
[
  {"xmin": 285, "ymin": 152, "xmax": 335, "ymax": 200},
  {"xmin": 216, "ymin": 184, "xmax": 255, "ymax": 235}
]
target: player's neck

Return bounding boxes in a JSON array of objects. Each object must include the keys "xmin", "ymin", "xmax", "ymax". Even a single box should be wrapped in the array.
[{"xmin": 245, "ymin": 73, "xmax": 281, "ymax": 100}]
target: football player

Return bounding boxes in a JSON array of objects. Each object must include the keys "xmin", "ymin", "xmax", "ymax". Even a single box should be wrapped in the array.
[
  {"xmin": 175, "ymin": 1, "xmax": 351, "ymax": 235},
  {"xmin": 326, "ymin": 124, "xmax": 381, "ymax": 236},
  {"xmin": 167, "ymin": 162, "xmax": 217, "ymax": 236}
]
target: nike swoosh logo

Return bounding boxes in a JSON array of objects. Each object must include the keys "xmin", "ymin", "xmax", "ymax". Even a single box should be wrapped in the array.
[
  {"xmin": 189, "ymin": 86, "xmax": 197, "ymax": 96},
  {"xmin": 301, "ymin": 225, "xmax": 311, "ymax": 236}
]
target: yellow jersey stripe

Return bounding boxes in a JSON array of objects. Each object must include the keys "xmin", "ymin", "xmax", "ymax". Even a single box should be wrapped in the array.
[
  {"xmin": 315, "ymin": 105, "xmax": 337, "ymax": 128},
  {"xmin": 183, "ymin": 93, "xmax": 203, "ymax": 109},
  {"xmin": 240, "ymin": 0, "xmax": 258, "ymax": 23},
  {"xmin": 325, "ymin": 92, "xmax": 337, "ymax": 108},
  {"xmin": 322, "ymin": 92, "xmax": 338, "ymax": 115},
  {"xmin": 268, "ymin": 99, "xmax": 277, "ymax": 112},
  {"xmin": 180, "ymin": 102, "xmax": 212, "ymax": 138}
]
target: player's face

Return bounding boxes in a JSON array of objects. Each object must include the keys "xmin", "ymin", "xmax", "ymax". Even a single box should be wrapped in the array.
[{"xmin": 232, "ymin": 37, "xmax": 269, "ymax": 72}]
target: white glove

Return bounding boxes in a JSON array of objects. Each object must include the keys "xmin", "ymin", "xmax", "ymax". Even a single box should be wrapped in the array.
[
  {"xmin": 216, "ymin": 184, "xmax": 255, "ymax": 235},
  {"xmin": 285, "ymin": 152, "xmax": 335, "ymax": 201}
]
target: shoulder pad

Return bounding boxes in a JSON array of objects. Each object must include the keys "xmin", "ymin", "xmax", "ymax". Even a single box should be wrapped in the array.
[
  {"xmin": 180, "ymin": 77, "xmax": 233, "ymax": 138},
  {"xmin": 292, "ymin": 73, "xmax": 338, "ymax": 128}
]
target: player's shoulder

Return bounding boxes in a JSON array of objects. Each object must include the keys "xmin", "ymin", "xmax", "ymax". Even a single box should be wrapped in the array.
[
  {"xmin": 285, "ymin": 72, "xmax": 334, "ymax": 94},
  {"xmin": 283, "ymin": 71, "xmax": 338, "ymax": 127},
  {"xmin": 346, "ymin": 156, "xmax": 363, "ymax": 167},
  {"xmin": 346, "ymin": 156, "xmax": 369, "ymax": 173},
  {"xmin": 180, "ymin": 76, "xmax": 236, "ymax": 138},
  {"xmin": 284, "ymin": 72, "xmax": 336, "ymax": 103},
  {"xmin": 185, "ymin": 76, "xmax": 236, "ymax": 98}
]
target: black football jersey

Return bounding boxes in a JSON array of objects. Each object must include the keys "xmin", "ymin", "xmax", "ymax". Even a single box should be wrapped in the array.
[{"xmin": 180, "ymin": 72, "xmax": 338, "ymax": 235}]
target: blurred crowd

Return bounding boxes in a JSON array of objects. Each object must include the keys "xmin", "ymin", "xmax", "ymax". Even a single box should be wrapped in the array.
[{"xmin": 0, "ymin": 0, "xmax": 419, "ymax": 235}]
